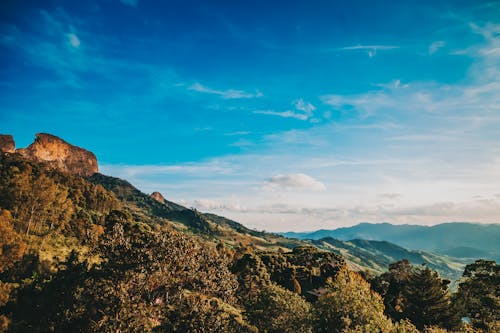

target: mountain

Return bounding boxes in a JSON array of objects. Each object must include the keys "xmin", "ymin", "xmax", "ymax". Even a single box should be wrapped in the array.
[
  {"xmin": 1, "ymin": 133, "xmax": 496, "ymax": 331},
  {"xmin": 0, "ymin": 133, "xmax": 478, "ymax": 280},
  {"xmin": 283, "ymin": 222, "xmax": 500, "ymax": 261},
  {"xmin": 88, "ymin": 171, "xmax": 303, "ymax": 251},
  {"xmin": 309, "ymin": 237, "xmax": 468, "ymax": 281},
  {"xmin": 0, "ymin": 133, "xmax": 98, "ymax": 176}
]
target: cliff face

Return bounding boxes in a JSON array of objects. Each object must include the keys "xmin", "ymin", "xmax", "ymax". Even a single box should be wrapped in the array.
[
  {"xmin": 1, "ymin": 133, "xmax": 98, "ymax": 177},
  {"xmin": 0, "ymin": 135, "xmax": 15, "ymax": 153},
  {"xmin": 150, "ymin": 191, "xmax": 166, "ymax": 204}
]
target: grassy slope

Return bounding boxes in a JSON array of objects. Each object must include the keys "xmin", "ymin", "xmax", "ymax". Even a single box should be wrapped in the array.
[{"xmin": 309, "ymin": 237, "xmax": 468, "ymax": 280}]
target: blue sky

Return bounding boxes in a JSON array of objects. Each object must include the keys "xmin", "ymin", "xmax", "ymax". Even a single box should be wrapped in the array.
[{"xmin": 1, "ymin": 0, "xmax": 500, "ymax": 231}]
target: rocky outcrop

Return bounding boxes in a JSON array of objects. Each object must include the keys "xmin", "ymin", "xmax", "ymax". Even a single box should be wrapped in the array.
[
  {"xmin": 0, "ymin": 135, "xmax": 15, "ymax": 153},
  {"xmin": 150, "ymin": 191, "xmax": 166, "ymax": 204},
  {"xmin": 1, "ymin": 133, "xmax": 98, "ymax": 177}
]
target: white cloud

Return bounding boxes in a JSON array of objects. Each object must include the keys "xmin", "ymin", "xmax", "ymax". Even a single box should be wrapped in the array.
[
  {"xmin": 100, "ymin": 161, "xmax": 236, "ymax": 178},
  {"xmin": 188, "ymin": 82, "xmax": 263, "ymax": 99},
  {"xmin": 340, "ymin": 45, "xmax": 400, "ymax": 51},
  {"xmin": 254, "ymin": 98, "xmax": 316, "ymax": 121},
  {"xmin": 192, "ymin": 199, "xmax": 246, "ymax": 212},
  {"xmin": 379, "ymin": 193, "xmax": 402, "ymax": 200},
  {"xmin": 67, "ymin": 33, "xmax": 80, "ymax": 48},
  {"xmin": 294, "ymin": 98, "xmax": 316, "ymax": 114},
  {"xmin": 340, "ymin": 44, "xmax": 399, "ymax": 57},
  {"xmin": 254, "ymin": 109, "xmax": 309, "ymax": 120},
  {"xmin": 266, "ymin": 173, "xmax": 327, "ymax": 191},
  {"xmin": 428, "ymin": 41, "xmax": 445, "ymax": 54}
]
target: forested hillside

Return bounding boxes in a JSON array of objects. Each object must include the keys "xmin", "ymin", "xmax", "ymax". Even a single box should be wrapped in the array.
[{"xmin": 0, "ymin": 152, "xmax": 498, "ymax": 332}]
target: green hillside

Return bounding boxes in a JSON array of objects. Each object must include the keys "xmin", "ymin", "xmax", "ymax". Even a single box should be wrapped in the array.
[{"xmin": 309, "ymin": 237, "xmax": 468, "ymax": 281}]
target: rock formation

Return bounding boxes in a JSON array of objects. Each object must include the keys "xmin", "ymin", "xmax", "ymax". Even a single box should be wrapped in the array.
[
  {"xmin": 0, "ymin": 135, "xmax": 15, "ymax": 153},
  {"xmin": 150, "ymin": 191, "xmax": 166, "ymax": 204},
  {"xmin": 0, "ymin": 133, "xmax": 98, "ymax": 177}
]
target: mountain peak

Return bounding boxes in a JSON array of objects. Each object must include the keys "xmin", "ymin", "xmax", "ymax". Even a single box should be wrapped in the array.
[
  {"xmin": 1, "ymin": 133, "xmax": 98, "ymax": 177},
  {"xmin": 150, "ymin": 191, "xmax": 166, "ymax": 204}
]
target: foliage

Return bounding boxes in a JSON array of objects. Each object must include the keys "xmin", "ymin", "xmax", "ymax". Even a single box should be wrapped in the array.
[
  {"xmin": 371, "ymin": 259, "xmax": 414, "ymax": 321},
  {"xmin": 312, "ymin": 267, "xmax": 394, "ymax": 333},
  {"xmin": 393, "ymin": 319, "xmax": 420, "ymax": 333},
  {"xmin": 164, "ymin": 292, "xmax": 258, "ymax": 332},
  {"xmin": 404, "ymin": 266, "xmax": 458, "ymax": 330},
  {"xmin": 454, "ymin": 260, "xmax": 500, "ymax": 332},
  {"xmin": 245, "ymin": 283, "xmax": 312, "ymax": 333},
  {"xmin": 373, "ymin": 260, "xmax": 459, "ymax": 330},
  {"xmin": 0, "ymin": 210, "xmax": 26, "ymax": 273},
  {"xmin": 259, "ymin": 245, "xmax": 345, "ymax": 300},
  {"xmin": 0, "ymin": 154, "xmax": 119, "ymax": 239}
]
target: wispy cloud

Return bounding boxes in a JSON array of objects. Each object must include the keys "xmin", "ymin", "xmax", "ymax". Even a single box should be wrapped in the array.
[
  {"xmin": 101, "ymin": 161, "xmax": 236, "ymax": 179},
  {"xmin": 428, "ymin": 41, "xmax": 445, "ymax": 54},
  {"xmin": 188, "ymin": 82, "xmax": 263, "ymax": 99},
  {"xmin": 294, "ymin": 98, "xmax": 316, "ymax": 114},
  {"xmin": 254, "ymin": 110, "xmax": 309, "ymax": 120},
  {"xmin": 340, "ymin": 45, "xmax": 400, "ymax": 51},
  {"xmin": 254, "ymin": 98, "xmax": 316, "ymax": 121},
  {"xmin": 67, "ymin": 33, "xmax": 80, "ymax": 48},
  {"xmin": 339, "ymin": 44, "xmax": 399, "ymax": 57}
]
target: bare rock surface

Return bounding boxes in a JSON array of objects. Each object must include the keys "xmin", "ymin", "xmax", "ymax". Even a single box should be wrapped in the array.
[
  {"xmin": 150, "ymin": 191, "xmax": 166, "ymax": 204},
  {"xmin": 1, "ymin": 133, "xmax": 98, "ymax": 176},
  {"xmin": 0, "ymin": 134, "xmax": 15, "ymax": 153}
]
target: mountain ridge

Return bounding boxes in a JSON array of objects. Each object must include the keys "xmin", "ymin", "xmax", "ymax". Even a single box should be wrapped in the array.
[
  {"xmin": 0, "ymin": 133, "xmax": 98, "ymax": 176},
  {"xmin": 282, "ymin": 222, "xmax": 500, "ymax": 262}
]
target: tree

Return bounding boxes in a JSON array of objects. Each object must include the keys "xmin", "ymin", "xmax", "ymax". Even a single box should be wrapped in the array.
[
  {"xmin": 404, "ymin": 266, "xmax": 458, "ymax": 330},
  {"xmin": 454, "ymin": 260, "xmax": 500, "ymax": 332},
  {"xmin": 0, "ymin": 210, "xmax": 26, "ymax": 273},
  {"xmin": 371, "ymin": 259, "xmax": 414, "ymax": 322},
  {"xmin": 164, "ymin": 292, "xmax": 258, "ymax": 332},
  {"xmin": 246, "ymin": 282, "xmax": 312, "ymax": 333},
  {"xmin": 313, "ymin": 268, "xmax": 394, "ymax": 333}
]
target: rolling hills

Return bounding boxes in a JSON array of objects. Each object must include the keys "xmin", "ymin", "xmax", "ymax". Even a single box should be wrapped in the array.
[{"xmin": 283, "ymin": 222, "xmax": 500, "ymax": 262}]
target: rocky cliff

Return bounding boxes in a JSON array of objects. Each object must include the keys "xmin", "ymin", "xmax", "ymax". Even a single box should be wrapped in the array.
[
  {"xmin": 0, "ymin": 133, "xmax": 98, "ymax": 176},
  {"xmin": 150, "ymin": 191, "xmax": 166, "ymax": 204},
  {"xmin": 0, "ymin": 135, "xmax": 15, "ymax": 153}
]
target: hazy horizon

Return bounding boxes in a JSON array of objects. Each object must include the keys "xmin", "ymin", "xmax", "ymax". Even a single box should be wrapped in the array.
[{"xmin": 2, "ymin": 1, "xmax": 500, "ymax": 232}]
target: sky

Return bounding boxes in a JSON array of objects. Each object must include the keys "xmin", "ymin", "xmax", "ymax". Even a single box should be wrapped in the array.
[{"xmin": 1, "ymin": 0, "xmax": 500, "ymax": 232}]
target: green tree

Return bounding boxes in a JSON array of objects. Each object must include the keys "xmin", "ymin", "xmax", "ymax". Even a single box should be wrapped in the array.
[
  {"xmin": 165, "ymin": 292, "xmax": 257, "ymax": 332},
  {"xmin": 404, "ymin": 266, "xmax": 458, "ymax": 330},
  {"xmin": 371, "ymin": 259, "xmax": 414, "ymax": 322},
  {"xmin": 313, "ymin": 268, "xmax": 394, "ymax": 333},
  {"xmin": 246, "ymin": 282, "xmax": 312, "ymax": 333},
  {"xmin": 454, "ymin": 260, "xmax": 500, "ymax": 332},
  {"xmin": 0, "ymin": 210, "xmax": 26, "ymax": 273}
]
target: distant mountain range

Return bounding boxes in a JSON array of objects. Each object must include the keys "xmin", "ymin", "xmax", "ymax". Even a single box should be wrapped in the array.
[
  {"xmin": 308, "ymin": 237, "xmax": 469, "ymax": 281},
  {"xmin": 282, "ymin": 222, "xmax": 500, "ymax": 262}
]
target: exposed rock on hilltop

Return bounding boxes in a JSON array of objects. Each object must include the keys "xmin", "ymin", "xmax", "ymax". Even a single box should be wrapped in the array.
[
  {"xmin": 150, "ymin": 191, "xmax": 166, "ymax": 204},
  {"xmin": 0, "ymin": 133, "xmax": 98, "ymax": 176},
  {"xmin": 0, "ymin": 134, "xmax": 15, "ymax": 153}
]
